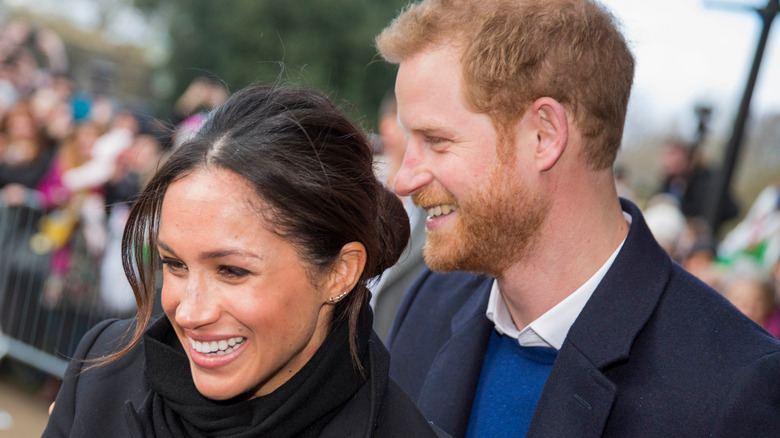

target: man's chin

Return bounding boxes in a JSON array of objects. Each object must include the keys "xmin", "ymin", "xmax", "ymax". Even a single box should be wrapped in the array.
[
  {"xmin": 423, "ymin": 239, "xmax": 494, "ymax": 275},
  {"xmin": 422, "ymin": 237, "xmax": 463, "ymax": 272}
]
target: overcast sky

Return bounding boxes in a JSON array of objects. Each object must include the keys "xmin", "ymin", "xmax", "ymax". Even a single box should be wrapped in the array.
[{"xmin": 602, "ymin": 0, "xmax": 780, "ymax": 144}]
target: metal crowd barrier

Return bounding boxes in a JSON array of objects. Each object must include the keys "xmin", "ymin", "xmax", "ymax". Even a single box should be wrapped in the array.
[{"xmin": 0, "ymin": 205, "xmax": 129, "ymax": 378}]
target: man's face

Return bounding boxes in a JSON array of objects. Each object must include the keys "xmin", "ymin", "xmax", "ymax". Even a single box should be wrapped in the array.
[{"xmin": 394, "ymin": 43, "xmax": 548, "ymax": 276}]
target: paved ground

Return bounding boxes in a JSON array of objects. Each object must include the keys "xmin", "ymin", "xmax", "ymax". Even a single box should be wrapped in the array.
[{"xmin": 0, "ymin": 361, "xmax": 55, "ymax": 437}]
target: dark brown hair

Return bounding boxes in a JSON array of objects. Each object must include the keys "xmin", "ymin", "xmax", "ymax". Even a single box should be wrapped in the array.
[{"xmin": 102, "ymin": 85, "xmax": 410, "ymax": 368}]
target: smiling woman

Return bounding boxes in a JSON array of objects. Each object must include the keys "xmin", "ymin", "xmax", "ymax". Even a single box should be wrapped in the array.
[{"xmin": 43, "ymin": 85, "xmax": 446, "ymax": 437}]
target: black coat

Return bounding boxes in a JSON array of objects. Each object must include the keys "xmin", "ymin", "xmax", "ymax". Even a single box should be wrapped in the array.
[
  {"xmin": 44, "ymin": 316, "xmax": 447, "ymax": 437},
  {"xmin": 388, "ymin": 199, "xmax": 780, "ymax": 438}
]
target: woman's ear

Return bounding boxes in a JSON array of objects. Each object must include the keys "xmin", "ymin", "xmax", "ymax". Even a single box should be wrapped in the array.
[
  {"xmin": 324, "ymin": 241, "xmax": 367, "ymax": 304},
  {"xmin": 531, "ymin": 97, "xmax": 568, "ymax": 172}
]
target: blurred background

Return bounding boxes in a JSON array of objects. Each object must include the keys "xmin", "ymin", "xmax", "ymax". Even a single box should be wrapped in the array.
[{"xmin": 0, "ymin": 0, "xmax": 778, "ymax": 435}]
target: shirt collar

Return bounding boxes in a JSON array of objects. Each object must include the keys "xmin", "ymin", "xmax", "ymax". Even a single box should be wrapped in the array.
[{"xmin": 486, "ymin": 212, "xmax": 632, "ymax": 349}]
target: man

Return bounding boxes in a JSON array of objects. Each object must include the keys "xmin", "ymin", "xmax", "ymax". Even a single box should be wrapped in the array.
[
  {"xmin": 371, "ymin": 91, "xmax": 429, "ymax": 340},
  {"xmin": 375, "ymin": 0, "xmax": 780, "ymax": 437}
]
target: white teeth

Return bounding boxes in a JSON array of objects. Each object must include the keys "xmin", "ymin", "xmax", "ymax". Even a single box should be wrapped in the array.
[
  {"xmin": 189, "ymin": 336, "xmax": 246, "ymax": 355},
  {"xmin": 426, "ymin": 204, "xmax": 457, "ymax": 218}
]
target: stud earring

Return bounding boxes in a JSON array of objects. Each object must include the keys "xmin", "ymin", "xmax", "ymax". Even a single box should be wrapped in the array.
[{"xmin": 326, "ymin": 290, "xmax": 350, "ymax": 304}]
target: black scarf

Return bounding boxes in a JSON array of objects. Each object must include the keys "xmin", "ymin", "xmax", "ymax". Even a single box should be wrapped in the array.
[{"xmin": 126, "ymin": 314, "xmax": 371, "ymax": 437}]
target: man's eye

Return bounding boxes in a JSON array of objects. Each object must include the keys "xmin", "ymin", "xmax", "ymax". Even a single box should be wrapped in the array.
[{"xmin": 218, "ymin": 266, "xmax": 250, "ymax": 279}]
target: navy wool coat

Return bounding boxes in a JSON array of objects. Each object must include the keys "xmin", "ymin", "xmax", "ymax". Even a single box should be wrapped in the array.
[{"xmin": 387, "ymin": 199, "xmax": 780, "ymax": 438}]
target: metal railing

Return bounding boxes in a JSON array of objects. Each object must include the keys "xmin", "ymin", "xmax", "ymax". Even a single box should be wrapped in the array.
[{"xmin": 0, "ymin": 205, "xmax": 129, "ymax": 378}]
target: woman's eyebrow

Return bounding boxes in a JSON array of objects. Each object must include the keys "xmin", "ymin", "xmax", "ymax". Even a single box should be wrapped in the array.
[
  {"xmin": 157, "ymin": 237, "xmax": 262, "ymax": 261},
  {"xmin": 156, "ymin": 240, "xmax": 176, "ymax": 255},
  {"xmin": 201, "ymin": 249, "xmax": 261, "ymax": 260}
]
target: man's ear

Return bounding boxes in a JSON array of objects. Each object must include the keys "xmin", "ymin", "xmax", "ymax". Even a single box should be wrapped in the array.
[
  {"xmin": 324, "ymin": 241, "xmax": 367, "ymax": 303},
  {"xmin": 531, "ymin": 97, "xmax": 568, "ymax": 172}
]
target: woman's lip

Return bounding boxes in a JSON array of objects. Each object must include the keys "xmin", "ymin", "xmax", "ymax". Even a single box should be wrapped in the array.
[{"xmin": 188, "ymin": 337, "xmax": 248, "ymax": 370}]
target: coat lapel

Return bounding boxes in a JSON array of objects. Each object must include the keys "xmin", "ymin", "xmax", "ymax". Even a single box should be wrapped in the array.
[
  {"xmin": 528, "ymin": 199, "xmax": 672, "ymax": 436},
  {"xmin": 417, "ymin": 277, "xmax": 493, "ymax": 437}
]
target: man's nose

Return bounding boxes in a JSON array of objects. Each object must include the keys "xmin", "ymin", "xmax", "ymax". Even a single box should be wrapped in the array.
[{"xmin": 394, "ymin": 138, "xmax": 432, "ymax": 196}]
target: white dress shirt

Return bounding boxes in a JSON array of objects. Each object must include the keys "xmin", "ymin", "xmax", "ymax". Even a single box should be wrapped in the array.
[{"xmin": 486, "ymin": 213, "xmax": 632, "ymax": 349}]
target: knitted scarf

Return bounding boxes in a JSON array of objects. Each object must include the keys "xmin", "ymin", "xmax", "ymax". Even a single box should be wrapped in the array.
[{"xmin": 125, "ymin": 314, "xmax": 370, "ymax": 437}]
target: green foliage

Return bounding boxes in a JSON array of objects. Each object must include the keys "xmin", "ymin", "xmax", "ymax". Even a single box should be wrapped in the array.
[{"xmin": 142, "ymin": 0, "xmax": 408, "ymax": 131}]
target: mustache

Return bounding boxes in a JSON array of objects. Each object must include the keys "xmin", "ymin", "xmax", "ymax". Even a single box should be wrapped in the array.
[{"xmin": 412, "ymin": 187, "xmax": 458, "ymax": 209}]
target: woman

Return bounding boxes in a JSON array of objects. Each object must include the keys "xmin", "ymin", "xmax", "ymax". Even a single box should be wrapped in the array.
[
  {"xmin": 33, "ymin": 121, "xmax": 104, "ymax": 308},
  {"xmin": 44, "ymin": 85, "xmax": 445, "ymax": 437},
  {"xmin": 0, "ymin": 100, "xmax": 53, "ymax": 204}
]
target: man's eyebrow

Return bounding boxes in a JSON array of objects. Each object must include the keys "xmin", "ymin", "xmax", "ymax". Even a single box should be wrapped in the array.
[
  {"xmin": 408, "ymin": 123, "xmax": 452, "ymax": 135},
  {"xmin": 398, "ymin": 113, "xmax": 448, "ymax": 134}
]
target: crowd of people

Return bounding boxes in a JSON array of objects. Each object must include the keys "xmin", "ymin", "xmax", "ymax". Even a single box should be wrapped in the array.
[
  {"xmin": 0, "ymin": 19, "xmax": 162, "ymax": 324},
  {"xmin": 639, "ymin": 139, "xmax": 780, "ymax": 338},
  {"xmin": 0, "ymin": 20, "xmax": 223, "ymax": 364}
]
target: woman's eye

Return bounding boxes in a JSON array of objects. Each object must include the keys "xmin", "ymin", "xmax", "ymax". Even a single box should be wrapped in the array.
[
  {"xmin": 161, "ymin": 259, "xmax": 187, "ymax": 274},
  {"xmin": 218, "ymin": 265, "xmax": 250, "ymax": 279}
]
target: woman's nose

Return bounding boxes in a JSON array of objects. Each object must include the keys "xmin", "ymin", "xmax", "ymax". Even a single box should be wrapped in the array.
[{"xmin": 172, "ymin": 275, "xmax": 220, "ymax": 329}]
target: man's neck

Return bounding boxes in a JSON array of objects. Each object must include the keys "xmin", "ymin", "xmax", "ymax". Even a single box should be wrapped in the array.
[{"xmin": 497, "ymin": 189, "xmax": 629, "ymax": 329}]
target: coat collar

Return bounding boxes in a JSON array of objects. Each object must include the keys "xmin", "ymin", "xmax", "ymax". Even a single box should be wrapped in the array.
[
  {"xmin": 528, "ymin": 198, "xmax": 672, "ymax": 437},
  {"xmin": 565, "ymin": 198, "xmax": 671, "ymax": 369}
]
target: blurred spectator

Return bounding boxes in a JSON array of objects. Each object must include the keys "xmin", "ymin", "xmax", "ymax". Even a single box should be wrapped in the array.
[
  {"xmin": 101, "ymin": 134, "xmax": 162, "ymax": 315},
  {"xmin": 61, "ymin": 109, "xmax": 138, "ymax": 192},
  {"xmin": 658, "ymin": 139, "xmax": 738, "ymax": 225},
  {"xmin": 644, "ymin": 194, "xmax": 686, "ymax": 258},
  {"xmin": 680, "ymin": 235, "xmax": 721, "ymax": 289},
  {"xmin": 171, "ymin": 77, "xmax": 226, "ymax": 149},
  {"xmin": 32, "ymin": 121, "xmax": 106, "ymax": 307},
  {"xmin": 0, "ymin": 19, "xmax": 69, "ymax": 99},
  {"xmin": 721, "ymin": 264, "xmax": 776, "ymax": 333},
  {"xmin": 174, "ymin": 76, "xmax": 227, "ymax": 119},
  {"xmin": 30, "ymin": 74, "xmax": 76, "ymax": 144},
  {"xmin": 0, "ymin": 100, "xmax": 54, "ymax": 205},
  {"xmin": 36, "ymin": 122, "xmax": 103, "ymax": 211},
  {"xmin": 33, "ymin": 28, "xmax": 68, "ymax": 76}
]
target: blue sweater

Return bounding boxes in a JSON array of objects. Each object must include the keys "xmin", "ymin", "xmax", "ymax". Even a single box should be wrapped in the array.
[{"xmin": 465, "ymin": 329, "xmax": 559, "ymax": 437}]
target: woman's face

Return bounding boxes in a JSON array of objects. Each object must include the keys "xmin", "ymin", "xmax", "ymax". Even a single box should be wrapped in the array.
[
  {"xmin": 74, "ymin": 123, "xmax": 100, "ymax": 160},
  {"xmin": 8, "ymin": 111, "xmax": 37, "ymax": 141},
  {"xmin": 157, "ymin": 168, "xmax": 334, "ymax": 401}
]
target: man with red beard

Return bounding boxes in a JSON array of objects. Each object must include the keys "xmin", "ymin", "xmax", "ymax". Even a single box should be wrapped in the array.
[{"xmin": 376, "ymin": 1, "xmax": 780, "ymax": 437}]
